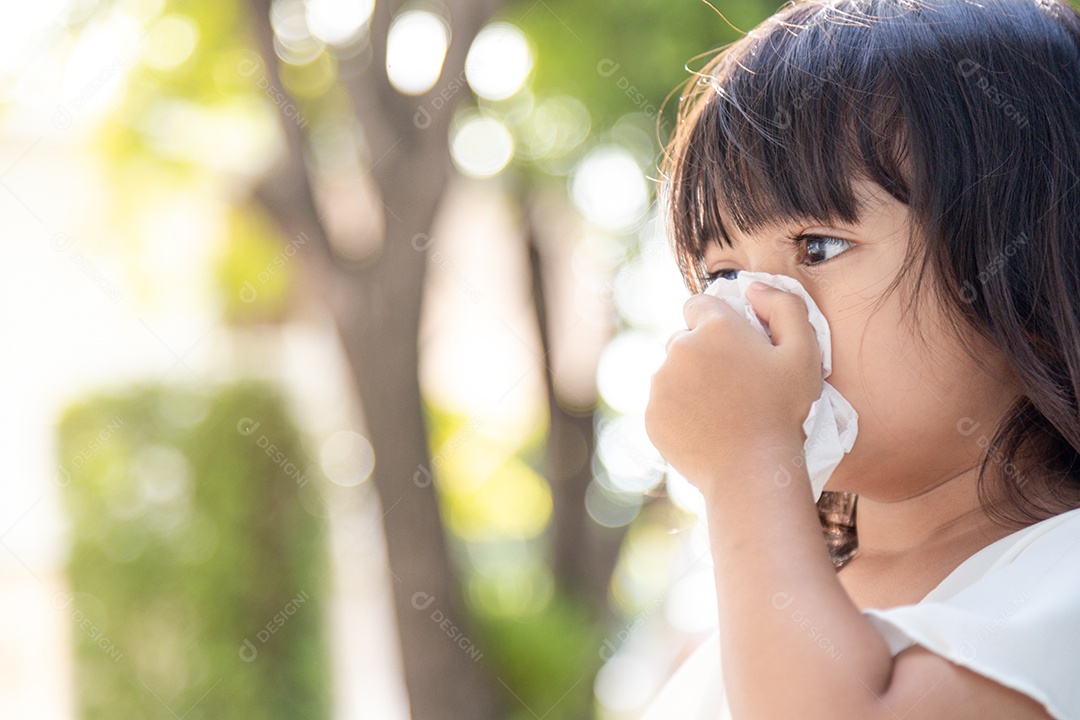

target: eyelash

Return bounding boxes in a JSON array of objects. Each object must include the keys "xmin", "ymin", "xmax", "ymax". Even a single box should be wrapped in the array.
[{"xmin": 700, "ymin": 233, "xmax": 855, "ymax": 284}]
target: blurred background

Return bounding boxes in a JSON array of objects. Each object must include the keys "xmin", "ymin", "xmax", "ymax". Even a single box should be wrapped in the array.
[{"xmin": 0, "ymin": 0, "xmax": 781, "ymax": 717}]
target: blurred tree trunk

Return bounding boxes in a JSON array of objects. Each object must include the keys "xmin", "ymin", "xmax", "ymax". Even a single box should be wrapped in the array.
[
  {"xmin": 245, "ymin": 1, "xmax": 507, "ymax": 718},
  {"xmin": 521, "ymin": 193, "xmax": 624, "ymax": 624}
]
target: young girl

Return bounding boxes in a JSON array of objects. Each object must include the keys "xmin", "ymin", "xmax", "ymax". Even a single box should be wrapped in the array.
[{"xmin": 642, "ymin": 0, "xmax": 1080, "ymax": 717}]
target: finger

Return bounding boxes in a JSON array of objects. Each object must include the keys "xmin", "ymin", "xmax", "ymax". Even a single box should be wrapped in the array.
[
  {"xmin": 682, "ymin": 292, "xmax": 735, "ymax": 330},
  {"xmin": 745, "ymin": 282, "xmax": 818, "ymax": 357}
]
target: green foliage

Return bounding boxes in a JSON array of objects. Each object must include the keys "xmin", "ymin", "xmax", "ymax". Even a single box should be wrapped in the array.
[
  {"xmin": 97, "ymin": 0, "xmax": 253, "ymax": 171},
  {"xmin": 421, "ymin": 398, "xmax": 603, "ymax": 718},
  {"xmin": 56, "ymin": 381, "xmax": 332, "ymax": 720},
  {"xmin": 214, "ymin": 205, "xmax": 298, "ymax": 323},
  {"xmin": 507, "ymin": 0, "xmax": 779, "ymax": 132},
  {"xmin": 471, "ymin": 590, "xmax": 604, "ymax": 720},
  {"xmin": 421, "ymin": 399, "xmax": 555, "ymax": 541}
]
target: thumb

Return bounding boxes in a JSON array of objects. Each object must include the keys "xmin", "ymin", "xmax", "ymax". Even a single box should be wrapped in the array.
[{"xmin": 746, "ymin": 281, "xmax": 818, "ymax": 358}]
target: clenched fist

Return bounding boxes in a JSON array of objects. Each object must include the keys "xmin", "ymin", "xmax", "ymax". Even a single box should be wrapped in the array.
[{"xmin": 644, "ymin": 282, "xmax": 823, "ymax": 495}]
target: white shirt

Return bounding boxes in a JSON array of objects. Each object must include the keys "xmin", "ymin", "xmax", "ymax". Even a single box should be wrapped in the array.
[{"xmin": 638, "ymin": 505, "xmax": 1080, "ymax": 720}]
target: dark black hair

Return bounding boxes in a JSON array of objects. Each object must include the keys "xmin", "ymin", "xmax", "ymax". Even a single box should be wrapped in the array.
[{"xmin": 659, "ymin": 0, "xmax": 1080, "ymax": 536}]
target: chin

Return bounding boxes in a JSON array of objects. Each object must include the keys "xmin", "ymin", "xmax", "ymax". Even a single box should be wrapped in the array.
[
  {"xmin": 820, "ymin": 463, "xmax": 859, "ymax": 495},
  {"xmin": 821, "ymin": 481, "xmax": 858, "ymax": 496}
]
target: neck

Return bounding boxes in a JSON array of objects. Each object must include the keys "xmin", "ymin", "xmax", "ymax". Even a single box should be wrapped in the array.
[{"xmin": 853, "ymin": 465, "xmax": 1004, "ymax": 557}]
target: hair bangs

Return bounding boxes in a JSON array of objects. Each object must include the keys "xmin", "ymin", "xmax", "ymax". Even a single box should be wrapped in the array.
[{"xmin": 661, "ymin": 1, "xmax": 913, "ymax": 293}]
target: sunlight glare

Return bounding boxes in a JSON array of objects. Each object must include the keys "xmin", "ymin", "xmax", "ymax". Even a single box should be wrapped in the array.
[
  {"xmin": 305, "ymin": 0, "xmax": 374, "ymax": 46},
  {"xmin": 450, "ymin": 114, "xmax": 514, "ymax": 178},
  {"xmin": 0, "ymin": 0, "xmax": 72, "ymax": 73},
  {"xmin": 386, "ymin": 10, "xmax": 449, "ymax": 96},
  {"xmin": 595, "ymin": 414, "xmax": 665, "ymax": 493},
  {"xmin": 143, "ymin": 14, "xmax": 199, "ymax": 71},
  {"xmin": 665, "ymin": 568, "xmax": 718, "ymax": 633},
  {"xmin": 465, "ymin": 22, "xmax": 533, "ymax": 101},
  {"xmin": 595, "ymin": 655, "xmax": 658, "ymax": 713},
  {"xmin": 60, "ymin": 10, "xmax": 144, "ymax": 123},
  {"xmin": 320, "ymin": 430, "xmax": 375, "ymax": 486},
  {"xmin": 596, "ymin": 330, "xmax": 666, "ymax": 415},
  {"xmin": 571, "ymin": 145, "xmax": 648, "ymax": 231}
]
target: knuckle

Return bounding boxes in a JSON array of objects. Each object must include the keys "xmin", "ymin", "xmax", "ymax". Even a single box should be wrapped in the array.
[
  {"xmin": 684, "ymin": 292, "xmax": 721, "ymax": 319},
  {"xmin": 665, "ymin": 331, "xmax": 690, "ymax": 354},
  {"xmin": 647, "ymin": 366, "xmax": 669, "ymax": 397},
  {"xmin": 698, "ymin": 313, "xmax": 729, "ymax": 332},
  {"xmin": 685, "ymin": 293, "xmax": 709, "ymax": 309},
  {"xmin": 643, "ymin": 400, "xmax": 664, "ymax": 444},
  {"xmin": 787, "ymin": 293, "xmax": 809, "ymax": 311},
  {"xmin": 643, "ymin": 405, "xmax": 657, "ymax": 437}
]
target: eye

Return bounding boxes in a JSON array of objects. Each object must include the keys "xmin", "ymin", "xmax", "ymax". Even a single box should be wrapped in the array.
[
  {"xmin": 700, "ymin": 267, "xmax": 740, "ymax": 285},
  {"xmin": 795, "ymin": 233, "xmax": 855, "ymax": 267},
  {"xmin": 698, "ymin": 233, "xmax": 855, "ymax": 285}
]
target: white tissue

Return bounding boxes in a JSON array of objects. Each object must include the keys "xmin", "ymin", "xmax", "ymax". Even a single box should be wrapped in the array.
[{"xmin": 702, "ymin": 270, "xmax": 859, "ymax": 501}]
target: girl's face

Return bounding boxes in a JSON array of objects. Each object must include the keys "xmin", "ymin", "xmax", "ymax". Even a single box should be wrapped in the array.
[{"xmin": 701, "ymin": 178, "xmax": 1021, "ymax": 500}]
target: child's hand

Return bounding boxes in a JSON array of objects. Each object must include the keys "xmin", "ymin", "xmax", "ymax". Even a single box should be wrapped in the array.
[{"xmin": 644, "ymin": 282, "xmax": 823, "ymax": 496}]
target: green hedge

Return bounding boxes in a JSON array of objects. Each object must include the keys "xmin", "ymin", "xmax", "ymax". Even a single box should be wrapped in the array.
[{"xmin": 55, "ymin": 381, "xmax": 332, "ymax": 720}]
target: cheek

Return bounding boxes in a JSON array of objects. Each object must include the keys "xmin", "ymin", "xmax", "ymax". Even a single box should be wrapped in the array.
[
  {"xmin": 820, "ymin": 299, "xmax": 1007, "ymax": 480},
  {"xmin": 822, "ymin": 302, "xmax": 947, "ymax": 447},
  {"xmin": 829, "ymin": 336, "xmax": 934, "ymax": 421}
]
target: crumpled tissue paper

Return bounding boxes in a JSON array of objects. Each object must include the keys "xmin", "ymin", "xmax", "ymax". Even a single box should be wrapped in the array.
[{"xmin": 699, "ymin": 270, "xmax": 859, "ymax": 501}]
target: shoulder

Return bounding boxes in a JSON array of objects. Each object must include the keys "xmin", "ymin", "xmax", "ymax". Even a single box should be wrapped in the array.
[{"xmin": 860, "ymin": 506, "xmax": 1080, "ymax": 720}]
